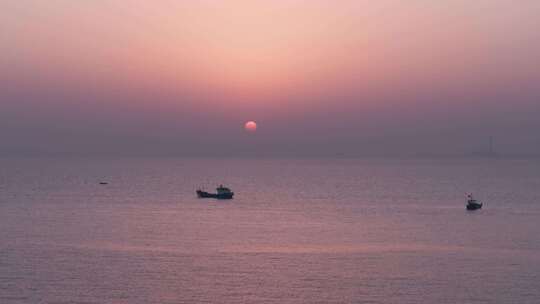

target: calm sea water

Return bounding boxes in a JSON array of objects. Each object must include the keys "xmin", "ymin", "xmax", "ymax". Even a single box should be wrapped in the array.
[{"xmin": 1, "ymin": 157, "xmax": 540, "ymax": 304}]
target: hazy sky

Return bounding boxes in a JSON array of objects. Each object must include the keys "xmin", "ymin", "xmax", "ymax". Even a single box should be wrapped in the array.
[{"xmin": 1, "ymin": 0, "xmax": 539, "ymax": 156}]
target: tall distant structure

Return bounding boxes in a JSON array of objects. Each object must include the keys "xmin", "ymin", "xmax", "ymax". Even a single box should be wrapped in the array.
[
  {"xmin": 485, "ymin": 136, "xmax": 498, "ymax": 157},
  {"xmin": 470, "ymin": 136, "xmax": 498, "ymax": 158}
]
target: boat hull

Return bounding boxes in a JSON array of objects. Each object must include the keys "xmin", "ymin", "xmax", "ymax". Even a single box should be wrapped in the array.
[
  {"xmin": 466, "ymin": 203, "xmax": 482, "ymax": 210},
  {"xmin": 197, "ymin": 190, "xmax": 234, "ymax": 200}
]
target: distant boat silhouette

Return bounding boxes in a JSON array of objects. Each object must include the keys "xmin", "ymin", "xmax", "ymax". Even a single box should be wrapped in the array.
[
  {"xmin": 197, "ymin": 185, "xmax": 234, "ymax": 200},
  {"xmin": 99, "ymin": 182, "xmax": 109, "ymax": 185},
  {"xmin": 466, "ymin": 194, "xmax": 483, "ymax": 210}
]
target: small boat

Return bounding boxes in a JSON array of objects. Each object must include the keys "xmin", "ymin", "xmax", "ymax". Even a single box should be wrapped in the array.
[
  {"xmin": 466, "ymin": 194, "xmax": 483, "ymax": 210},
  {"xmin": 99, "ymin": 182, "xmax": 109, "ymax": 185},
  {"xmin": 197, "ymin": 185, "xmax": 234, "ymax": 200}
]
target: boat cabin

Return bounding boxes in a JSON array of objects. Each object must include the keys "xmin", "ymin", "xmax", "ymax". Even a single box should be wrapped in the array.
[{"xmin": 217, "ymin": 185, "xmax": 232, "ymax": 194}]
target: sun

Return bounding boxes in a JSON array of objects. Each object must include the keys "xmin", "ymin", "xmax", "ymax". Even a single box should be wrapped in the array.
[{"xmin": 244, "ymin": 121, "xmax": 257, "ymax": 133}]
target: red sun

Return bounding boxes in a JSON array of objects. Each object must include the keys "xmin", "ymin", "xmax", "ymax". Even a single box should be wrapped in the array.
[{"xmin": 244, "ymin": 121, "xmax": 257, "ymax": 132}]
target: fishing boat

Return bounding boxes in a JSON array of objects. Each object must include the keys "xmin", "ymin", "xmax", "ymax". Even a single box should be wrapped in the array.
[
  {"xmin": 466, "ymin": 194, "xmax": 483, "ymax": 210},
  {"xmin": 197, "ymin": 185, "xmax": 234, "ymax": 200}
]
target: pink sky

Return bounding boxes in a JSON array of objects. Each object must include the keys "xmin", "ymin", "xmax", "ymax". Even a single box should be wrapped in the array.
[{"xmin": 1, "ymin": 0, "xmax": 539, "ymax": 156}]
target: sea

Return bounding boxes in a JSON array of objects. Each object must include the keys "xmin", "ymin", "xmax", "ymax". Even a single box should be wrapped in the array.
[{"xmin": 1, "ymin": 157, "xmax": 539, "ymax": 304}]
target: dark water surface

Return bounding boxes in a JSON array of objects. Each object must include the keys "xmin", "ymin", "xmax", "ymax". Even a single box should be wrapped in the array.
[{"xmin": 1, "ymin": 157, "xmax": 540, "ymax": 303}]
